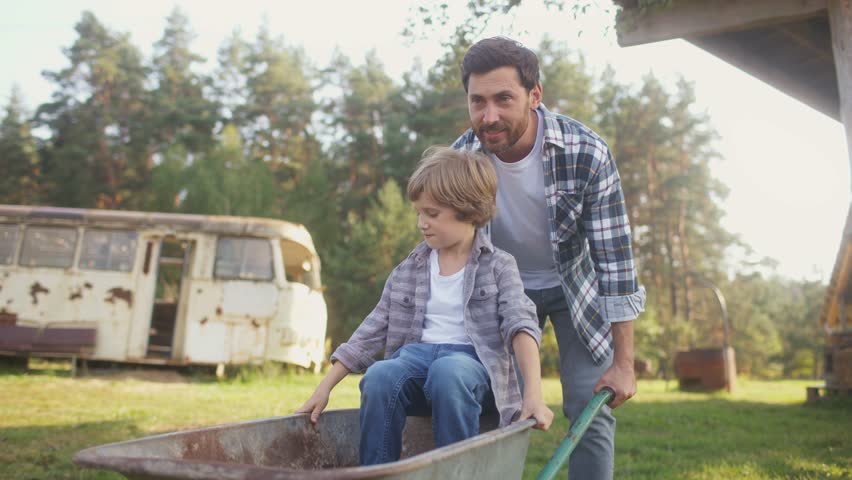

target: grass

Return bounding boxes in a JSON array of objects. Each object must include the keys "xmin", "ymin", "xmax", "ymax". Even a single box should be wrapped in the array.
[{"xmin": 1, "ymin": 361, "xmax": 850, "ymax": 480}]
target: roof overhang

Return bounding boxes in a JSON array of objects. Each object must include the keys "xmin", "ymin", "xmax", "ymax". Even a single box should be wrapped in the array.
[{"xmin": 614, "ymin": 0, "xmax": 838, "ymax": 120}]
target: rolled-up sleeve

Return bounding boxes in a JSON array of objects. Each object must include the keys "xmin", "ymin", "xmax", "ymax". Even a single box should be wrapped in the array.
[
  {"xmin": 583, "ymin": 141, "xmax": 645, "ymax": 319},
  {"xmin": 494, "ymin": 254, "xmax": 541, "ymax": 353},
  {"xmin": 330, "ymin": 272, "xmax": 394, "ymax": 373},
  {"xmin": 599, "ymin": 286, "xmax": 646, "ymax": 323}
]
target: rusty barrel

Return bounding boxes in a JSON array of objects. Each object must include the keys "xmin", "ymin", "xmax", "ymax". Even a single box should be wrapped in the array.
[
  {"xmin": 73, "ymin": 409, "xmax": 536, "ymax": 480},
  {"xmin": 674, "ymin": 347, "xmax": 736, "ymax": 392}
]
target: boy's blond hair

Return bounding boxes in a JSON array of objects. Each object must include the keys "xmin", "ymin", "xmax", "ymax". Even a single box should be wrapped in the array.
[{"xmin": 407, "ymin": 146, "xmax": 497, "ymax": 228}]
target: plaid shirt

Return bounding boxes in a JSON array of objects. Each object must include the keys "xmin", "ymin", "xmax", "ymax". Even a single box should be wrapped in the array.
[
  {"xmin": 331, "ymin": 232, "xmax": 541, "ymax": 427},
  {"xmin": 453, "ymin": 105, "xmax": 645, "ymax": 364}
]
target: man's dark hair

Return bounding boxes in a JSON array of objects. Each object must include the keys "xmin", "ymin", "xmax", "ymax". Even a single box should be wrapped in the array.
[{"xmin": 460, "ymin": 36, "xmax": 540, "ymax": 92}]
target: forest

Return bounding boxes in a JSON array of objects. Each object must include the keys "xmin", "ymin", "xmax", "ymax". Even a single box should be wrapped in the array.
[{"xmin": 0, "ymin": 5, "xmax": 826, "ymax": 379}]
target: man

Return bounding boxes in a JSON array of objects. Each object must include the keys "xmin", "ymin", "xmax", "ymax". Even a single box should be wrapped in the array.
[{"xmin": 452, "ymin": 36, "xmax": 645, "ymax": 479}]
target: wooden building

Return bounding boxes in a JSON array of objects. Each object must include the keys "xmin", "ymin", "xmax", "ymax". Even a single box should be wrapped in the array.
[
  {"xmin": 817, "ymin": 207, "xmax": 852, "ymax": 396},
  {"xmin": 614, "ymin": 0, "xmax": 852, "ymax": 397}
]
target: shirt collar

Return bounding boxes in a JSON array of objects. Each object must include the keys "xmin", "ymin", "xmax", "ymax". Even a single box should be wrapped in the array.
[{"xmin": 411, "ymin": 230, "xmax": 494, "ymax": 267}]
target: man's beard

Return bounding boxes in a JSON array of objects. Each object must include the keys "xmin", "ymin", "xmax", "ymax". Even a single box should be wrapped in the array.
[{"xmin": 474, "ymin": 115, "xmax": 528, "ymax": 155}]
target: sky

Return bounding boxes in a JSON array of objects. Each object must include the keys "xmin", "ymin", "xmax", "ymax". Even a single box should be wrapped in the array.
[{"xmin": 1, "ymin": 0, "xmax": 849, "ymax": 282}]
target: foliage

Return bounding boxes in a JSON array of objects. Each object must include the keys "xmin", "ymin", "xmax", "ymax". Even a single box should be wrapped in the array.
[
  {"xmin": 0, "ymin": 88, "xmax": 41, "ymax": 205},
  {"xmin": 1, "ymin": 6, "xmax": 828, "ymax": 378},
  {"xmin": 36, "ymin": 12, "xmax": 151, "ymax": 209},
  {"xmin": 323, "ymin": 180, "xmax": 421, "ymax": 346}
]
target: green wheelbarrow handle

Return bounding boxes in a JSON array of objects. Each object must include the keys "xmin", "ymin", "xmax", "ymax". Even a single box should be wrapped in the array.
[{"xmin": 535, "ymin": 387, "xmax": 615, "ymax": 480}]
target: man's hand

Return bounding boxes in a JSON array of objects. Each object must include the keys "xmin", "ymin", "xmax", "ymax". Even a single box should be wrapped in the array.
[
  {"xmin": 295, "ymin": 387, "xmax": 331, "ymax": 424},
  {"xmin": 594, "ymin": 361, "xmax": 636, "ymax": 408},
  {"xmin": 594, "ymin": 320, "xmax": 636, "ymax": 408},
  {"xmin": 518, "ymin": 397, "xmax": 554, "ymax": 431}
]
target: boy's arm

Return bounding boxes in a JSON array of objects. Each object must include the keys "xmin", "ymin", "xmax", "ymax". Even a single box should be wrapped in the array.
[
  {"xmin": 330, "ymin": 269, "xmax": 396, "ymax": 373},
  {"xmin": 493, "ymin": 253, "xmax": 551, "ymax": 429},
  {"xmin": 494, "ymin": 254, "xmax": 541, "ymax": 353},
  {"xmin": 295, "ymin": 361, "xmax": 350, "ymax": 424},
  {"xmin": 513, "ymin": 332, "xmax": 554, "ymax": 431}
]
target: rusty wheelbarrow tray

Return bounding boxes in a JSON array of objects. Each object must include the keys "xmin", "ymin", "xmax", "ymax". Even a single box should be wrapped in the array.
[
  {"xmin": 73, "ymin": 408, "xmax": 537, "ymax": 480},
  {"xmin": 74, "ymin": 389, "xmax": 613, "ymax": 480}
]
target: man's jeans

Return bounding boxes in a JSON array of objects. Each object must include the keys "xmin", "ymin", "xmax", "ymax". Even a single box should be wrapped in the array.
[
  {"xmin": 526, "ymin": 286, "xmax": 616, "ymax": 480},
  {"xmin": 358, "ymin": 343, "xmax": 491, "ymax": 465}
]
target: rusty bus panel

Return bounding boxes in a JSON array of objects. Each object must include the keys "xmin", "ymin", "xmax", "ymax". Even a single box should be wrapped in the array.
[{"xmin": 0, "ymin": 205, "xmax": 328, "ymax": 370}]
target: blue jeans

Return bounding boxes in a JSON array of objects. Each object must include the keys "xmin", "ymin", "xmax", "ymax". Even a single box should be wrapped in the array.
[
  {"xmin": 526, "ymin": 286, "xmax": 616, "ymax": 480},
  {"xmin": 358, "ymin": 343, "xmax": 492, "ymax": 465}
]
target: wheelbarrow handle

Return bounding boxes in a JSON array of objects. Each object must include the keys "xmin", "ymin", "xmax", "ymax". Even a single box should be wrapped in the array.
[{"xmin": 535, "ymin": 387, "xmax": 615, "ymax": 480}]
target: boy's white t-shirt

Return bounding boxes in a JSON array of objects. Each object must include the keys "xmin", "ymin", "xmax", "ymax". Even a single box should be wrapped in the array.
[
  {"xmin": 490, "ymin": 109, "xmax": 562, "ymax": 290},
  {"xmin": 420, "ymin": 249, "xmax": 472, "ymax": 345}
]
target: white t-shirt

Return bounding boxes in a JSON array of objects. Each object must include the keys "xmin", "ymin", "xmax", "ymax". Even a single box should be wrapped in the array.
[
  {"xmin": 490, "ymin": 110, "xmax": 562, "ymax": 290},
  {"xmin": 420, "ymin": 249, "xmax": 471, "ymax": 345}
]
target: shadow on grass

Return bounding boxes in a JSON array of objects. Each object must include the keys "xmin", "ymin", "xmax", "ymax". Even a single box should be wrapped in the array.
[
  {"xmin": 0, "ymin": 360, "xmax": 224, "ymax": 385},
  {"xmin": 0, "ymin": 420, "xmax": 163, "ymax": 480},
  {"xmin": 524, "ymin": 397, "xmax": 852, "ymax": 480},
  {"xmin": 0, "ymin": 359, "xmax": 319, "ymax": 385}
]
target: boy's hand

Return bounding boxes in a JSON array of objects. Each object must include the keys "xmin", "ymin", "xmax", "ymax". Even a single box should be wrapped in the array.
[
  {"xmin": 295, "ymin": 387, "xmax": 330, "ymax": 424},
  {"xmin": 518, "ymin": 398, "xmax": 554, "ymax": 431}
]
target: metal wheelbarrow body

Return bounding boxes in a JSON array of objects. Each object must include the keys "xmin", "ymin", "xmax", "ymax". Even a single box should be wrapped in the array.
[
  {"xmin": 74, "ymin": 408, "xmax": 536, "ymax": 480},
  {"xmin": 74, "ymin": 389, "xmax": 614, "ymax": 480}
]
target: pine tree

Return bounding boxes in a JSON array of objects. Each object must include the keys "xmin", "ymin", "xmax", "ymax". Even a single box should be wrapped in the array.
[
  {"xmin": 149, "ymin": 7, "xmax": 218, "ymax": 155},
  {"xmin": 323, "ymin": 180, "xmax": 420, "ymax": 345},
  {"xmin": 0, "ymin": 88, "xmax": 41, "ymax": 205},
  {"xmin": 37, "ymin": 11, "xmax": 151, "ymax": 209}
]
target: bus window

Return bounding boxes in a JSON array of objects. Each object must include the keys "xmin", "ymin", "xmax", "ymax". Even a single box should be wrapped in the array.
[
  {"xmin": 79, "ymin": 229, "xmax": 138, "ymax": 272},
  {"xmin": 284, "ymin": 258, "xmax": 321, "ymax": 290},
  {"xmin": 280, "ymin": 239, "xmax": 321, "ymax": 289},
  {"xmin": 214, "ymin": 237, "xmax": 273, "ymax": 281},
  {"xmin": 0, "ymin": 224, "xmax": 19, "ymax": 265},
  {"xmin": 19, "ymin": 226, "xmax": 78, "ymax": 268}
]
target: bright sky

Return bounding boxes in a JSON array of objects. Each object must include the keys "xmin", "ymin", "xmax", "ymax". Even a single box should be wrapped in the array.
[{"xmin": 2, "ymin": 0, "xmax": 849, "ymax": 282}]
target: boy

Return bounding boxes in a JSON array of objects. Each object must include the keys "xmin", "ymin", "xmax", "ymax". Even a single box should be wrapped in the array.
[{"xmin": 296, "ymin": 146, "xmax": 553, "ymax": 466}]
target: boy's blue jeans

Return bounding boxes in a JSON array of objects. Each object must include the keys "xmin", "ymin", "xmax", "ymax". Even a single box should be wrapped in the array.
[{"xmin": 358, "ymin": 343, "xmax": 492, "ymax": 465}]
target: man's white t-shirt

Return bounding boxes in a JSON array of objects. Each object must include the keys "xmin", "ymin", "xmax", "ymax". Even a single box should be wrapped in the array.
[
  {"xmin": 421, "ymin": 249, "xmax": 472, "ymax": 344},
  {"xmin": 490, "ymin": 109, "xmax": 562, "ymax": 290}
]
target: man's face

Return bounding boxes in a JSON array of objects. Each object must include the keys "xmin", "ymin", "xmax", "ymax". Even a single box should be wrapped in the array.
[{"xmin": 466, "ymin": 66, "xmax": 541, "ymax": 159}]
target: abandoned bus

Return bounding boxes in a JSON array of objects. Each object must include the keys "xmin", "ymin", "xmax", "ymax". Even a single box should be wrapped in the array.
[{"xmin": 0, "ymin": 205, "xmax": 327, "ymax": 372}]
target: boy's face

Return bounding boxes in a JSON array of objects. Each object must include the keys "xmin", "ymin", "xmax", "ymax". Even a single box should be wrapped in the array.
[
  {"xmin": 413, "ymin": 193, "xmax": 476, "ymax": 252},
  {"xmin": 466, "ymin": 65, "xmax": 541, "ymax": 161}
]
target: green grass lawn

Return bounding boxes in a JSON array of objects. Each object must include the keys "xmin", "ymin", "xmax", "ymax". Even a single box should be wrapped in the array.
[{"xmin": 1, "ymin": 362, "xmax": 849, "ymax": 480}]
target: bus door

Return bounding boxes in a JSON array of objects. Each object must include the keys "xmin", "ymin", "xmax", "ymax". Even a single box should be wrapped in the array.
[{"xmin": 147, "ymin": 236, "xmax": 194, "ymax": 359}]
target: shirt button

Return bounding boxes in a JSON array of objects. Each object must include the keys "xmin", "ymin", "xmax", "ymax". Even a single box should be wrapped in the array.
[{"xmin": 479, "ymin": 289, "xmax": 485, "ymax": 296}]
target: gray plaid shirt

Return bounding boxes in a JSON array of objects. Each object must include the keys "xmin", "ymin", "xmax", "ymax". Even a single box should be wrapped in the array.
[
  {"xmin": 453, "ymin": 105, "xmax": 646, "ymax": 364},
  {"xmin": 331, "ymin": 232, "xmax": 541, "ymax": 427}
]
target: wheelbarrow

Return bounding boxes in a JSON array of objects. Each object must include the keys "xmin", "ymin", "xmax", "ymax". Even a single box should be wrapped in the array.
[{"xmin": 73, "ymin": 389, "xmax": 613, "ymax": 480}]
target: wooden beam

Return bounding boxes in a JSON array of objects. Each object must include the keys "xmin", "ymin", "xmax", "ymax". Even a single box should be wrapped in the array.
[
  {"xmin": 617, "ymin": 0, "xmax": 828, "ymax": 47},
  {"xmin": 829, "ymin": 0, "xmax": 852, "ymax": 185},
  {"xmin": 777, "ymin": 25, "xmax": 835, "ymax": 64},
  {"xmin": 687, "ymin": 34, "xmax": 840, "ymax": 120}
]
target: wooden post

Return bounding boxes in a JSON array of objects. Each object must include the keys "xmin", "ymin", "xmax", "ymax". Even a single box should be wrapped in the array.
[{"xmin": 829, "ymin": 0, "xmax": 852, "ymax": 184}]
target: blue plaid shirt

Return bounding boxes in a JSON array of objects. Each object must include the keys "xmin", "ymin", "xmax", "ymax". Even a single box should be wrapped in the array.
[{"xmin": 453, "ymin": 105, "xmax": 645, "ymax": 364}]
